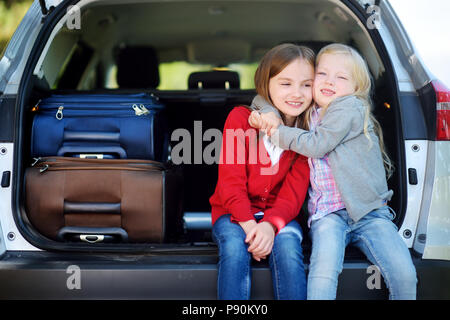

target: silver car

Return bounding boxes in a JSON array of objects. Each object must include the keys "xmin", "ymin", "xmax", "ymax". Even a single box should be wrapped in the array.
[{"xmin": 0, "ymin": 0, "xmax": 448, "ymax": 299}]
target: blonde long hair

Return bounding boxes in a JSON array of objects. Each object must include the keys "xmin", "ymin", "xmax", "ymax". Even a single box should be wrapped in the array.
[{"xmin": 316, "ymin": 43, "xmax": 394, "ymax": 179}]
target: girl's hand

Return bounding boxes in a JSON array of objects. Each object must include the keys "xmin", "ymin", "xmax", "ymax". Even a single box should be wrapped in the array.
[
  {"xmin": 238, "ymin": 220, "xmax": 265, "ymax": 261},
  {"xmin": 238, "ymin": 219, "xmax": 258, "ymax": 235},
  {"xmin": 260, "ymin": 112, "xmax": 283, "ymax": 136},
  {"xmin": 245, "ymin": 222, "xmax": 276, "ymax": 261},
  {"xmin": 248, "ymin": 111, "xmax": 263, "ymax": 129},
  {"xmin": 249, "ymin": 111, "xmax": 282, "ymax": 137}
]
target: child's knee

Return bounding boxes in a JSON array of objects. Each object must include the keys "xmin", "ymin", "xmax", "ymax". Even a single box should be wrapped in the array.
[
  {"xmin": 218, "ymin": 237, "xmax": 249, "ymax": 260},
  {"xmin": 392, "ymin": 262, "xmax": 417, "ymax": 286},
  {"xmin": 275, "ymin": 221, "xmax": 303, "ymax": 243},
  {"xmin": 273, "ymin": 235, "xmax": 303, "ymax": 260}
]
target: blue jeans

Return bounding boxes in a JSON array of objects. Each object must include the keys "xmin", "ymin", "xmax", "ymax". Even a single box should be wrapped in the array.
[
  {"xmin": 308, "ymin": 207, "xmax": 417, "ymax": 300},
  {"xmin": 212, "ymin": 214, "xmax": 307, "ymax": 300}
]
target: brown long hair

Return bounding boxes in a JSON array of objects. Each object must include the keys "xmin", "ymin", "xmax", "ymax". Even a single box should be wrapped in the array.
[{"xmin": 253, "ymin": 43, "xmax": 315, "ymax": 130}]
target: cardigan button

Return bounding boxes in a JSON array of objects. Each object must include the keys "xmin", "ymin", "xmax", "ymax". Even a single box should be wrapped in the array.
[{"xmin": 261, "ymin": 197, "xmax": 266, "ymax": 202}]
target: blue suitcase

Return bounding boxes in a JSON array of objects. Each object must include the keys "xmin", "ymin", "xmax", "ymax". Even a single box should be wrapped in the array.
[{"xmin": 31, "ymin": 93, "xmax": 169, "ymax": 161}]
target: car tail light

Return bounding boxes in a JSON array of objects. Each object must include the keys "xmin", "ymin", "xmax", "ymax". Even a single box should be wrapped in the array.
[{"xmin": 431, "ymin": 80, "xmax": 450, "ymax": 140}]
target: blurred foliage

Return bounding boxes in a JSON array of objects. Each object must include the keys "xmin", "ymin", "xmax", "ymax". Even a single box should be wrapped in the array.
[
  {"xmin": 158, "ymin": 62, "xmax": 258, "ymax": 90},
  {"xmin": 106, "ymin": 62, "xmax": 258, "ymax": 90},
  {"xmin": 0, "ymin": 0, "xmax": 258, "ymax": 90},
  {"xmin": 0, "ymin": 0, "xmax": 33, "ymax": 55}
]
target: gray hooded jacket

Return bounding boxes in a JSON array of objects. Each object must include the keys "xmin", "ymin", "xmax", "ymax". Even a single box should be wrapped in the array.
[{"xmin": 252, "ymin": 94, "xmax": 393, "ymax": 222}]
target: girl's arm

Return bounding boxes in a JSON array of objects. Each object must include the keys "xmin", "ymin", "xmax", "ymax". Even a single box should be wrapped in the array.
[
  {"xmin": 217, "ymin": 108, "xmax": 255, "ymax": 223},
  {"xmin": 251, "ymin": 94, "xmax": 364, "ymax": 158},
  {"xmin": 276, "ymin": 102, "xmax": 360, "ymax": 158},
  {"xmin": 249, "ymin": 95, "xmax": 282, "ymax": 132},
  {"xmin": 251, "ymin": 95, "xmax": 282, "ymax": 117},
  {"xmin": 261, "ymin": 154, "xmax": 310, "ymax": 233}
]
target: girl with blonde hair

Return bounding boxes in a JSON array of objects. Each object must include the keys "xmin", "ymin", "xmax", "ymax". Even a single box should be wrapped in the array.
[{"xmin": 249, "ymin": 43, "xmax": 417, "ymax": 300}]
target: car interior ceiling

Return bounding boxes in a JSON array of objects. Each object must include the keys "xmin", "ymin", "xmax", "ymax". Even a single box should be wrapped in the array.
[{"xmin": 22, "ymin": 0, "xmax": 403, "ymax": 248}]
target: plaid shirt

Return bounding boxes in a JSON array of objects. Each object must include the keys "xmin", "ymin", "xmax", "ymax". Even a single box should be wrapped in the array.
[{"xmin": 307, "ymin": 106, "xmax": 346, "ymax": 226}]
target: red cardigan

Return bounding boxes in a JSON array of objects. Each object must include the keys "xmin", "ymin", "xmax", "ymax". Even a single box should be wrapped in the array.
[{"xmin": 209, "ymin": 106, "xmax": 309, "ymax": 232}]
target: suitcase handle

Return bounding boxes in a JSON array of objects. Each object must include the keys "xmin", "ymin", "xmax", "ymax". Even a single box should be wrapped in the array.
[
  {"xmin": 64, "ymin": 131, "xmax": 120, "ymax": 143},
  {"xmin": 57, "ymin": 227, "xmax": 129, "ymax": 243},
  {"xmin": 64, "ymin": 201, "xmax": 121, "ymax": 215},
  {"xmin": 57, "ymin": 145, "xmax": 127, "ymax": 159}
]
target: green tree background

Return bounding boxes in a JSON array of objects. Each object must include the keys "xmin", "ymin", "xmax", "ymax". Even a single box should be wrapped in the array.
[{"xmin": 0, "ymin": 0, "xmax": 33, "ymax": 55}]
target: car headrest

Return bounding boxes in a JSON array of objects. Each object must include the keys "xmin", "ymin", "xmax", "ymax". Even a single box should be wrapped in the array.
[
  {"xmin": 188, "ymin": 70, "xmax": 239, "ymax": 89},
  {"xmin": 116, "ymin": 46, "xmax": 160, "ymax": 89}
]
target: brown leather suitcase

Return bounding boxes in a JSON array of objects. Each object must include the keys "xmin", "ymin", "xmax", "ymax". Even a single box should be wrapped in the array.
[{"xmin": 25, "ymin": 157, "xmax": 183, "ymax": 243}]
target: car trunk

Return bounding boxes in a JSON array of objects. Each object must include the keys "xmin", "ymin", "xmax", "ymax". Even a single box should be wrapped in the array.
[{"xmin": 14, "ymin": 0, "xmax": 406, "ymax": 255}]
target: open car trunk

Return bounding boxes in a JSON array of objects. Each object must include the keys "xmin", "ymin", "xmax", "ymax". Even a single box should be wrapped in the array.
[{"xmin": 14, "ymin": 0, "xmax": 406, "ymax": 255}]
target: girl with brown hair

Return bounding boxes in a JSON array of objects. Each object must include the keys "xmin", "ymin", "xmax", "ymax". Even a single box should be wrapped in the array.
[{"xmin": 209, "ymin": 43, "xmax": 314, "ymax": 299}]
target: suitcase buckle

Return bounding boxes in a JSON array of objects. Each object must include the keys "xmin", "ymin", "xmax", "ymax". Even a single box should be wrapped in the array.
[
  {"xmin": 80, "ymin": 235, "xmax": 105, "ymax": 243},
  {"xmin": 79, "ymin": 154, "xmax": 104, "ymax": 159}
]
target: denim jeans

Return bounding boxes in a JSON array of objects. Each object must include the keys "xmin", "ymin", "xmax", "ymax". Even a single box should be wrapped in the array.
[
  {"xmin": 212, "ymin": 214, "xmax": 307, "ymax": 300},
  {"xmin": 307, "ymin": 207, "xmax": 417, "ymax": 300}
]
